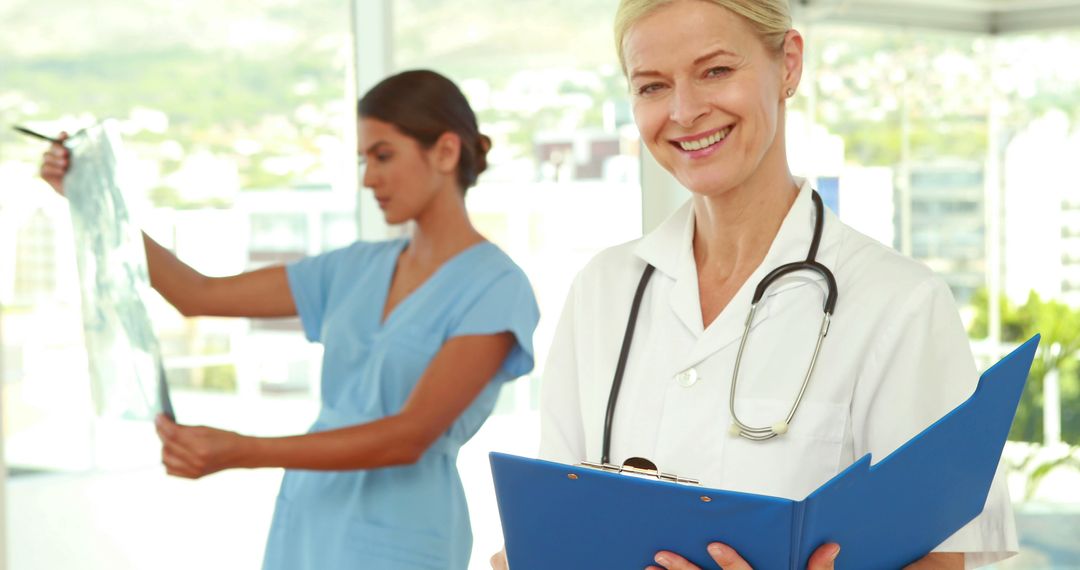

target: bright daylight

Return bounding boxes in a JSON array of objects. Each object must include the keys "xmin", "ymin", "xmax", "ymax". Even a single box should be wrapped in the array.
[{"xmin": 2, "ymin": 0, "xmax": 1079, "ymax": 569}]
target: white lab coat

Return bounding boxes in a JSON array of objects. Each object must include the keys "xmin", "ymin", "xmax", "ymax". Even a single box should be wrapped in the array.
[{"xmin": 539, "ymin": 179, "xmax": 1018, "ymax": 568}]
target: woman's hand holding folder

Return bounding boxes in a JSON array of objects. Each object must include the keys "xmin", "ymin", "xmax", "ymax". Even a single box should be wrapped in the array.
[
  {"xmin": 486, "ymin": 542, "xmax": 841, "ymax": 569},
  {"xmin": 647, "ymin": 543, "xmax": 961, "ymax": 570},
  {"xmin": 491, "ymin": 531, "xmax": 960, "ymax": 569},
  {"xmin": 490, "ymin": 549, "xmax": 508, "ymax": 570},
  {"xmin": 649, "ymin": 542, "xmax": 839, "ymax": 570}
]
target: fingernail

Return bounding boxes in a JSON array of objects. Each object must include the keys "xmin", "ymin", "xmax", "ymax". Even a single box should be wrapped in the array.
[
  {"xmin": 830, "ymin": 545, "xmax": 841, "ymax": 561},
  {"xmin": 654, "ymin": 554, "xmax": 669, "ymax": 566},
  {"xmin": 708, "ymin": 543, "xmax": 725, "ymax": 557}
]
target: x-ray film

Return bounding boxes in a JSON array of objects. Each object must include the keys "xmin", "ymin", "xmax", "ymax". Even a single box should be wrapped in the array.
[{"xmin": 64, "ymin": 120, "xmax": 174, "ymax": 421}]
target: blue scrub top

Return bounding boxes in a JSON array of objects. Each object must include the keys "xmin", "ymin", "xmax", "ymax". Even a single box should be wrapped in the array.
[{"xmin": 262, "ymin": 238, "xmax": 538, "ymax": 570}]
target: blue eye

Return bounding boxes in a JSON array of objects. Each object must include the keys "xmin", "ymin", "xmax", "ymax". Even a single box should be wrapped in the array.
[
  {"xmin": 636, "ymin": 82, "xmax": 665, "ymax": 96},
  {"xmin": 706, "ymin": 66, "xmax": 733, "ymax": 78}
]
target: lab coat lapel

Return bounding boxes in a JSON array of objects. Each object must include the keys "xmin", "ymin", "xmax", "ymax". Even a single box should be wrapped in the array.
[
  {"xmin": 669, "ymin": 255, "xmax": 705, "ymax": 336},
  {"xmin": 676, "ymin": 266, "xmax": 768, "ymax": 372},
  {"xmin": 674, "ymin": 179, "xmax": 835, "ymax": 371},
  {"xmin": 634, "ymin": 200, "xmax": 704, "ymax": 337}
]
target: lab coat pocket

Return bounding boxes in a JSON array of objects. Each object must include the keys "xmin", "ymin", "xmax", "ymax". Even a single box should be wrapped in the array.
[
  {"xmin": 719, "ymin": 398, "xmax": 846, "ymax": 500},
  {"xmin": 346, "ymin": 519, "xmax": 452, "ymax": 569}
]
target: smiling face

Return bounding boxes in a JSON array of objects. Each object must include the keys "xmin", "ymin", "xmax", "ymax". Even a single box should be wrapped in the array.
[
  {"xmin": 358, "ymin": 117, "xmax": 458, "ymax": 225},
  {"xmin": 623, "ymin": 0, "xmax": 800, "ymax": 198}
]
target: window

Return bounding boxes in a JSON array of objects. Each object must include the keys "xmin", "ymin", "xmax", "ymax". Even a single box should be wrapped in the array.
[
  {"xmin": 13, "ymin": 210, "xmax": 57, "ymax": 303},
  {"xmin": 2, "ymin": 1, "xmax": 354, "ymax": 567}
]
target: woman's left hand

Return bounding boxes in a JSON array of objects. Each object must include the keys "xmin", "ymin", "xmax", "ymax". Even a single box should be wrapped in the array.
[
  {"xmin": 155, "ymin": 414, "xmax": 250, "ymax": 479},
  {"xmin": 648, "ymin": 542, "xmax": 840, "ymax": 570}
]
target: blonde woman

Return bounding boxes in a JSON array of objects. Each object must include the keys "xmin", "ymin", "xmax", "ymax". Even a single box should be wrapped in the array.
[{"xmin": 494, "ymin": 1, "xmax": 1016, "ymax": 569}]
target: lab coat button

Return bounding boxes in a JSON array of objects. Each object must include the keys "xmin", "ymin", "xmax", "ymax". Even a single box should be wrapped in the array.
[{"xmin": 675, "ymin": 368, "xmax": 699, "ymax": 387}]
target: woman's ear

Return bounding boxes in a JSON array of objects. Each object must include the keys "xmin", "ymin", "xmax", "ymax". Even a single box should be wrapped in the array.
[
  {"xmin": 432, "ymin": 131, "xmax": 462, "ymax": 175},
  {"xmin": 781, "ymin": 29, "xmax": 804, "ymax": 100}
]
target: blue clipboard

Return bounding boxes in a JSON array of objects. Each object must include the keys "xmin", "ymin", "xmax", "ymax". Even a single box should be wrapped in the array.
[{"xmin": 491, "ymin": 335, "xmax": 1039, "ymax": 569}]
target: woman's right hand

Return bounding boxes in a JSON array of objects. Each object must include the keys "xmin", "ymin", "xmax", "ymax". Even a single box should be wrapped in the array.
[
  {"xmin": 490, "ymin": 549, "xmax": 508, "ymax": 569},
  {"xmin": 39, "ymin": 132, "xmax": 70, "ymax": 196}
]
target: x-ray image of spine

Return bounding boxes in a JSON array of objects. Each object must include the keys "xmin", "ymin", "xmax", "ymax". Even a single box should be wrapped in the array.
[{"xmin": 64, "ymin": 120, "xmax": 167, "ymax": 421}]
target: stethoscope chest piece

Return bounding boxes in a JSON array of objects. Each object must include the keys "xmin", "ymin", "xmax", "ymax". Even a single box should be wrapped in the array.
[{"xmin": 729, "ymin": 420, "xmax": 790, "ymax": 438}]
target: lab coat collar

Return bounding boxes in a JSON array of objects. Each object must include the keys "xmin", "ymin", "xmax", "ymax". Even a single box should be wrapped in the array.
[
  {"xmin": 633, "ymin": 178, "xmax": 842, "ymax": 368},
  {"xmin": 634, "ymin": 200, "xmax": 695, "ymax": 279}
]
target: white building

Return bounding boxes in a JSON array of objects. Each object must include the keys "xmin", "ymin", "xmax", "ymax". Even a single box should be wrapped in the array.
[{"xmin": 1003, "ymin": 111, "xmax": 1080, "ymax": 305}]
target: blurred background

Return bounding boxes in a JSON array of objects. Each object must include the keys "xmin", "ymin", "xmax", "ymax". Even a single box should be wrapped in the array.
[{"xmin": 1, "ymin": 0, "xmax": 1079, "ymax": 568}]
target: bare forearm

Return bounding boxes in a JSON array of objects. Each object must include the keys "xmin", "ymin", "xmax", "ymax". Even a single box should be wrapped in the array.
[
  {"xmin": 236, "ymin": 337, "xmax": 512, "ymax": 471},
  {"xmin": 157, "ymin": 336, "xmax": 514, "ymax": 479},
  {"xmin": 142, "ymin": 232, "xmax": 296, "ymax": 318},
  {"xmin": 240, "ymin": 413, "xmax": 432, "ymax": 471},
  {"xmin": 143, "ymin": 231, "xmax": 209, "ymax": 316}
]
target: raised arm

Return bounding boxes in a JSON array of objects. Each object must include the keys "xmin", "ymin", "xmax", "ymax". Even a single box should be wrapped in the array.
[
  {"xmin": 41, "ymin": 134, "xmax": 297, "ymax": 318},
  {"xmin": 156, "ymin": 332, "xmax": 516, "ymax": 476},
  {"xmin": 143, "ymin": 236, "xmax": 296, "ymax": 318}
]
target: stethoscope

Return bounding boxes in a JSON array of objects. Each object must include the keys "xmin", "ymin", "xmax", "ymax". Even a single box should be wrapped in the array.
[{"xmin": 601, "ymin": 191, "xmax": 838, "ymax": 464}]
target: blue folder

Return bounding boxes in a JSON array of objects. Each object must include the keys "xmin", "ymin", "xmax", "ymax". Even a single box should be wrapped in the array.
[{"xmin": 490, "ymin": 335, "xmax": 1039, "ymax": 569}]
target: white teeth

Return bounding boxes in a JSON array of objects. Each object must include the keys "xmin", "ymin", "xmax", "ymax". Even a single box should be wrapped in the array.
[{"xmin": 677, "ymin": 127, "xmax": 731, "ymax": 151}]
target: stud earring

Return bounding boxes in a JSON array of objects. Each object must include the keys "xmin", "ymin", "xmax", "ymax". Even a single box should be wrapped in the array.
[{"xmin": 786, "ymin": 88, "xmax": 795, "ymax": 98}]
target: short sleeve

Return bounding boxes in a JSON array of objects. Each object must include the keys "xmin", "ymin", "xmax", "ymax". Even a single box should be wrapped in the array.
[
  {"xmin": 448, "ymin": 268, "xmax": 539, "ymax": 381},
  {"xmin": 285, "ymin": 245, "xmax": 354, "ymax": 343},
  {"xmin": 853, "ymin": 276, "xmax": 1019, "ymax": 567}
]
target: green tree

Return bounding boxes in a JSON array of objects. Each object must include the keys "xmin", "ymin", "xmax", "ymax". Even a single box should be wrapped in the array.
[{"xmin": 969, "ymin": 289, "xmax": 1080, "ymax": 444}]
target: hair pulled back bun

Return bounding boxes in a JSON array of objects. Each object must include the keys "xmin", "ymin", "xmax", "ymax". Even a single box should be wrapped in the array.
[{"xmin": 359, "ymin": 69, "xmax": 491, "ymax": 192}]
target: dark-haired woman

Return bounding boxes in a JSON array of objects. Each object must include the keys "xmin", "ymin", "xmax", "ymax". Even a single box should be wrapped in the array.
[{"xmin": 40, "ymin": 69, "xmax": 539, "ymax": 570}]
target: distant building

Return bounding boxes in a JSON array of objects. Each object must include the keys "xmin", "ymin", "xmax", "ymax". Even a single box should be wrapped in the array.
[
  {"xmin": 236, "ymin": 184, "xmax": 357, "ymax": 329},
  {"xmin": 534, "ymin": 129, "xmax": 621, "ymax": 182},
  {"xmin": 0, "ymin": 174, "xmax": 76, "ymax": 309},
  {"xmin": 904, "ymin": 161, "xmax": 986, "ymax": 305}
]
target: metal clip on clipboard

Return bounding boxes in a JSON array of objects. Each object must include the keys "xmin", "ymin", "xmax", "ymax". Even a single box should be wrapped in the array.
[{"xmin": 578, "ymin": 456, "xmax": 700, "ymax": 486}]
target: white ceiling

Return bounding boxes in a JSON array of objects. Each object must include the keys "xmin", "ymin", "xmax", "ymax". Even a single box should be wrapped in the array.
[{"xmin": 792, "ymin": 0, "xmax": 1080, "ymax": 34}]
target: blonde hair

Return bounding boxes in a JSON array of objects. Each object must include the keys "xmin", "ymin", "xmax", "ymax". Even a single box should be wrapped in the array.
[{"xmin": 614, "ymin": 0, "xmax": 792, "ymax": 71}]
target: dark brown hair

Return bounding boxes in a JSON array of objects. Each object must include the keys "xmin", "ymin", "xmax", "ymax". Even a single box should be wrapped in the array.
[{"xmin": 359, "ymin": 69, "xmax": 491, "ymax": 192}]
